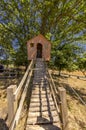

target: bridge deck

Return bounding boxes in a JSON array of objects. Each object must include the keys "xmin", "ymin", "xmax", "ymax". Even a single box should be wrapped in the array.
[{"xmin": 26, "ymin": 59, "xmax": 61, "ymax": 130}]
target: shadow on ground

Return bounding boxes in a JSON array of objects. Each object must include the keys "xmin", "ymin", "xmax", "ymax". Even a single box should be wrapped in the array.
[
  {"xmin": 0, "ymin": 118, "xmax": 8, "ymax": 130},
  {"xmin": 37, "ymin": 117, "xmax": 61, "ymax": 130},
  {"xmin": 56, "ymin": 80, "xmax": 86, "ymax": 104},
  {"xmin": 52, "ymin": 73, "xmax": 86, "ymax": 105}
]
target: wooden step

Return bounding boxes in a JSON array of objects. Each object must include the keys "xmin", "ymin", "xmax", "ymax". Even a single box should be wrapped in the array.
[
  {"xmin": 33, "ymin": 81, "xmax": 47, "ymax": 85},
  {"xmin": 33, "ymin": 79, "xmax": 46, "ymax": 82},
  {"xmin": 30, "ymin": 101, "xmax": 55, "ymax": 107},
  {"xmin": 30, "ymin": 97, "xmax": 53, "ymax": 102},
  {"xmin": 33, "ymin": 75, "xmax": 45, "ymax": 77},
  {"xmin": 30, "ymin": 97, "xmax": 53, "ymax": 103},
  {"xmin": 32, "ymin": 87, "xmax": 49, "ymax": 91},
  {"xmin": 34, "ymin": 72, "xmax": 45, "ymax": 74},
  {"xmin": 31, "ymin": 91, "xmax": 50, "ymax": 95},
  {"xmin": 34, "ymin": 73, "xmax": 45, "ymax": 75},
  {"xmin": 30, "ymin": 96, "xmax": 53, "ymax": 101},
  {"xmin": 31, "ymin": 90, "xmax": 50, "ymax": 94},
  {"xmin": 31, "ymin": 95, "xmax": 47, "ymax": 98},
  {"xmin": 31, "ymin": 93, "xmax": 52, "ymax": 98},
  {"xmin": 28, "ymin": 109, "xmax": 57, "ymax": 117},
  {"xmin": 32, "ymin": 86, "xmax": 49, "ymax": 90},
  {"xmin": 30, "ymin": 100, "xmax": 54, "ymax": 104},
  {"xmin": 26, "ymin": 123, "xmax": 61, "ymax": 130},
  {"xmin": 29, "ymin": 105, "xmax": 56, "ymax": 112},
  {"xmin": 27, "ymin": 111, "xmax": 59, "ymax": 125},
  {"xmin": 27, "ymin": 117, "xmax": 59, "ymax": 125},
  {"xmin": 32, "ymin": 85, "xmax": 49, "ymax": 88},
  {"xmin": 33, "ymin": 77, "xmax": 45, "ymax": 80},
  {"xmin": 33, "ymin": 82, "xmax": 48, "ymax": 85},
  {"xmin": 34, "ymin": 72, "xmax": 45, "ymax": 75}
]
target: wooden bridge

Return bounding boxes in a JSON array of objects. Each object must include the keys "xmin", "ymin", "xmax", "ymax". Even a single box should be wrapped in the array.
[{"xmin": 7, "ymin": 58, "xmax": 68, "ymax": 130}]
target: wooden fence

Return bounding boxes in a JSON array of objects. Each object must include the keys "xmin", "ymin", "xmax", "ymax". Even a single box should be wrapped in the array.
[
  {"xmin": 0, "ymin": 68, "xmax": 24, "ymax": 79},
  {"xmin": 52, "ymin": 71, "xmax": 86, "ymax": 80},
  {"xmin": 7, "ymin": 60, "xmax": 34, "ymax": 130}
]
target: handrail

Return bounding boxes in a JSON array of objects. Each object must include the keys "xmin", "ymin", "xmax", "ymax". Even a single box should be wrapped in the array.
[
  {"xmin": 7, "ymin": 60, "xmax": 34, "ymax": 129},
  {"xmin": 14, "ymin": 60, "xmax": 33, "ymax": 100},
  {"xmin": 52, "ymin": 71, "xmax": 86, "ymax": 79},
  {"xmin": 48, "ymin": 70, "xmax": 58, "ymax": 94},
  {"xmin": 10, "ymin": 70, "xmax": 33, "ymax": 130},
  {"xmin": 46, "ymin": 68, "xmax": 60, "ymax": 113},
  {"xmin": 46, "ymin": 66, "xmax": 68, "ymax": 130}
]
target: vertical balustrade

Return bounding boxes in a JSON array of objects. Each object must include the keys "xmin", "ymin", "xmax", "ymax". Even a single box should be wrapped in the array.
[
  {"xmin": 58, "ymin": 87, "xmax": 68, "ymax": 130},
  {"xmin": 7, "ymin": 85, "xmax": 17, "ymax": 125}
]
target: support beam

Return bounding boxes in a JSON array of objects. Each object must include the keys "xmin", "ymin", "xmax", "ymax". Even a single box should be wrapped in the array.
[
  {"xmin": 7, "ymin": 85, "xmax": 17, "ymax": 125},
  {"xmin": 58, "ymin": 87, "xmax": 68, "ymax": 130}
]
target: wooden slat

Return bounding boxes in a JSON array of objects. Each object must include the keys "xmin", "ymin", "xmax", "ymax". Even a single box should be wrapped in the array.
[
  {"xmin": 29, "ymin": 101, "xmax": 54, "ymax": 108},
  {"xmin": 28, "ymin": 109, "xmax": 57, "ymax": 117},
  {"xmin": 27, "ymin": 115, "xmax": 59, "ymax": 125},
  {"xmin": 29, "ymin": 105, "xmax": 56, "ymax": 112},
  {"xmin": 26, "ymin": 123, "xmax": 61, "ymax": 130}
]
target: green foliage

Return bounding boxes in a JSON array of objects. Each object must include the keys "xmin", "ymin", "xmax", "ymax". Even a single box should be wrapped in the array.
[
  {"xmin": 77, "ymin": 53, "xmax": 86, "ymax": 71},
  {"xmin": 14, "ymin": 46, "xmax": 28, "ymax": 66},
  {"xmin": 51, "ymin": 43, "xmax": 81, "ymax": 74},
  {"xmin": 0, "ymin": 0, "xmax": 86, "ymax": 69}
]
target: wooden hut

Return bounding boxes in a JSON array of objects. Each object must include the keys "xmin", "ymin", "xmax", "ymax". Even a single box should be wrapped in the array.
[{"xmin": 27, "ymin": 34, "xmax": 51, "ymax": 61}]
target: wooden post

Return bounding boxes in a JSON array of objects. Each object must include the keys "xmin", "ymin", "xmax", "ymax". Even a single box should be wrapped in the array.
[
  {"xmin": 58, "ymin": 87, "xmax": 68, "ymax": 130},
  {"xmin": 13, "ymin": 85, "xmax": 17, "ymax": 113},
  {"xmin": 7, "ymin": 85, "xmax": 17, "ymax": 125}
]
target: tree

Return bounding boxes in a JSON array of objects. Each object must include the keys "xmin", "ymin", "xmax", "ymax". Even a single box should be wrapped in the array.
[
  {"xmin": 77, "ymin": 53, "xmax": 86, "ymax": 76},
  {"xmin": 51, "ymin": 43, "xmax": 81, "ymax": 75},
  {"xmin": 0, "ymin": 0, "xmax": 86, "ymax": 67}
]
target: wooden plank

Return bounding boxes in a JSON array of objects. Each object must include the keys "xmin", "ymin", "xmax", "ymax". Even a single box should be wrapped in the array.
[
  {"xmin": 30, "ymin": 101, "xmax": 54, "ymax": 107},
  {"xmin": 28, "ymin": 110, "xmax": 57, "ymax": 118},
  {"xmin": 29, "ymin": 104, "xmax": 56, "ymax": 112},
  {"xmin": 7, "ymin": 85, "xmax": 17, "ymax": 125},
  {"xmin": 27, "ymin": 115, "xmax": 59, "ymax": 125},
  {"xmin": 32, "ymin": 90, "xmax": 50, "ymax": 95},
  {"xmin": 32, "ymin": 87, "xmax": 50, "ymax": 91},
  {"xmin": 30, "ymin": 97, "xmax": 53, "ymax": 103},
  {"xmin": 26, "ymin": 123, "xmax": 61, "ymax": 130}
]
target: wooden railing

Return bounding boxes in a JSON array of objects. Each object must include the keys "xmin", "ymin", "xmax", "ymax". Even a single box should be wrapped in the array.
[
  {"xmin": 7, "ymin": 60, "xmax": 34, "ymax": 130},
  {"xmin": 52, "ymin": 71, "xmax": 86, "ymax": 80},
  {"xmin": 46, "ymin": 68, "xmax": 68, "ymax": 130},
  {"xmin": 0, "ymin": 68, "xmax": 23, "ymax": 79}
]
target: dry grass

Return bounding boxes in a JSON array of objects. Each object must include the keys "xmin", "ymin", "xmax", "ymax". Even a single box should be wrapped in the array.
[
  {"xmin": 0, "ymin": 77, "xmax": 23, "ymax": 129},
  {"xmin": 52, "ymin": 71, "xmax": 86, "ymax": 130}
]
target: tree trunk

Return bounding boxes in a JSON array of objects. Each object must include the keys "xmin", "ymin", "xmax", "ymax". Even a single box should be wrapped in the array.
[{"xmin": 58, "ymin": 66, "xmax": 61, "ymax": 76}]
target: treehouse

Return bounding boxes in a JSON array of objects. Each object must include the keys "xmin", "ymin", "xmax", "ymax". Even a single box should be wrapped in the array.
[{"xmin": 27, "ymin": 34, "xmax": 51, "ymax": 61}]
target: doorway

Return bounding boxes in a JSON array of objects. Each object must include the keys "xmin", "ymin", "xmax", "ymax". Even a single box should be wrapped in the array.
[{"xmin": 37, "ymin": 43, "xmax": 42, "ymax": 58}]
